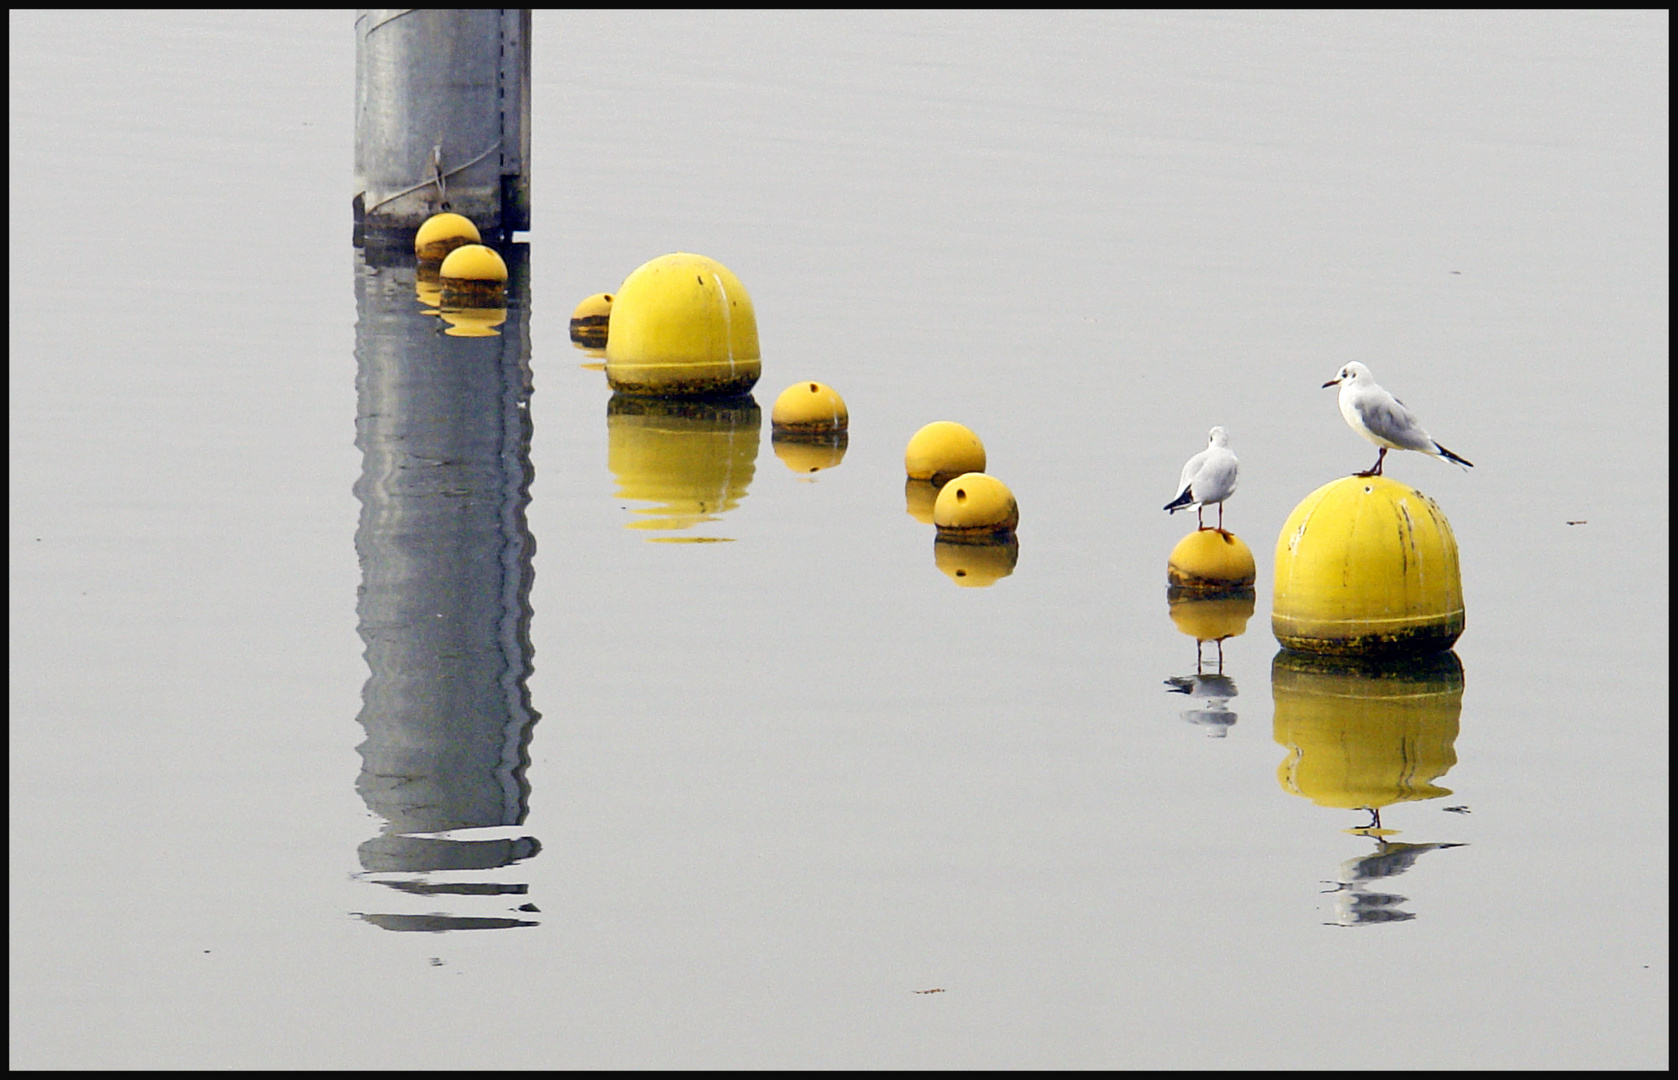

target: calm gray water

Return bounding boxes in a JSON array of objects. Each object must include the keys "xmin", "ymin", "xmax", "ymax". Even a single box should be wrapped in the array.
[{"xmin": 10, "ymin": 10, "xmax": 1668, "ymax": 1069}]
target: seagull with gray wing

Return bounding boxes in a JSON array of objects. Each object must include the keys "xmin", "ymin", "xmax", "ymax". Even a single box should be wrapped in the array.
[
  {"xmin": 1164, "ymin": 426, "xmax": 1238, "ymax": 532},
  {"xmin": 1322, "ymin": 362, "xmax": 1473, "ymax": 477}
]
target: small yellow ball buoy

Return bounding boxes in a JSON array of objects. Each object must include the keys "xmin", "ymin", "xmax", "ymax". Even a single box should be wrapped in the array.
[
  {"xmin": 1273, "ymin": 475, "xmax": 1464, "ymax": 657},
  {"xmin": 438, "ymin": 243, "xmax": 508, "ymax": 307},
  {"xmin": 932, "ymin": 472, "xmax": 1018, "ymax": 537},
  {"xmin": 605, "ymin": 253, "xmax": 760, "ymax": 398},
  {"xmin": 771, "ymin": 381, "xmax": 848, "ymax": 433},
  {"xmin": 905, "ymin": 421, "xmax": 986, "ymax": 484},
  {"xmin": 570, "ymin": 292, "xmax": 613, "ymax": 348},
  {"xmin": 1168, "ymin": 529, "xmax": 1256, "ymax": 593},
  {"xmin": 414, "ymin": 212, "xmax": 481, "ymax": 262}
]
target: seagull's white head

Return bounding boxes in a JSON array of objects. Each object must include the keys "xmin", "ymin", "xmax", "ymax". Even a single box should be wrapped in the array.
[
  {"xmin": 1322, "ymin": 361, "xmax": 1372, "ymax": 389},
  {"xmin": 1207, "ymin": 426, "xmax": 1229, "ymax": 447}
]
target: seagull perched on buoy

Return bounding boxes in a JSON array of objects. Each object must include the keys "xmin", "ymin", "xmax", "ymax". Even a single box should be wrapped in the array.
[
  {"xmin": 1322, "ymin": 362, "xmax": 1473, "ymax": 477},
  {"xmin": 1164, "ymin": 426, "xmax": 1238, "ymax": 531}
]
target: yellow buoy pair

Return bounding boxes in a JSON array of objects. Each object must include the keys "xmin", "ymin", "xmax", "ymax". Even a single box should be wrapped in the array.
[
  {"xmin": 1169, "ymin": 475, "xmax": 1463, "ymax": 658},
  {"xmin": 903, "ymin": 421, "xmax": 1017, "ymax": 537}
]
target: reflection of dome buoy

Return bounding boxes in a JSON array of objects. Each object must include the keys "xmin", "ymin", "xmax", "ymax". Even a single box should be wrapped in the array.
[
  {"xmin": 933, "ymin": 472, "xmax": 1018, "ymax": 538},
  {"xmin": 772, "ymin": 434, "xmax": 847, "ymax": 474},
  {"xmin": 1272, "ymin": 649, "xmax": 1464, "ymax": 832},
  {"xmin": 905, "ymin": 421, "xmax": 985, "ymax": 485},
  {"xmin": 605, "ymin": 253, "xmax": 760, "ymax": 398},
  {"xmin": 903, "ymin": 478, "xmax": 940, "ymax": 523},
  {"xmin": 570, "ymin": 292, "xmax": 612, "ymax": 349},
  {"xmin": 1167, "ymin": 589, "xmax": 1256, "ymax": 644},
  {"xmin": 1273, "ymin": 476, "xmax": 1464, "ymax": 657},
  {"xmin": 415, "ymin": 212, "xmax": 481, "ymax": 263},
  {"xmin": 933, "ymin": 534, "xmax": 1019, "ymax": 587},
  {"xmin": 438, "ymin": 244, "xmax": 508, "ymax": 308},
  {"xmin": 1167, "ymin": 587, "xmax": 1256, "ymax": 669},
  {"xmin": 606, "ymin": 394, "xmax": 760, "ymax": 535}
]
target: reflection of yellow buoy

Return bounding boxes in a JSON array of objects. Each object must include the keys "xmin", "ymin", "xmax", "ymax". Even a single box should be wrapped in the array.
[
  {"xmin": 606, "ymin": 394, "xmax": 759, "ymax": 533},
  {"xmin": 570, "ymin": 292, "xmax": 613, "ymax": 348},
  {"xmin": 933, "ymin": 472, "xmax": 1018, "ymax": 537},
  {"xmin": 771, "ymin": 381, "xmax": 848, "ymax": 433},
  {"xmin": 414, "ymin": 212, "xmax": 481, "ymax": 262},
  {"xmin": 934, "ymin": 535, "xmax": 1019, "ymax": 587},
  {"xmin": 905, "ymin": 421, "xmax": 985, "ymax": 484},
  {"xmin": 1167, "ymin": 588, "xmax": 1256, "ymax": 643},
  {"xmin": 437, "ymin": 307, "xmax": 506, "ymax": 338},
  {"xmin": 1272, "ymin": 650, "xmax": 1463, "ymax": 823},
  {"xmin": 1168, "ymin": 529, "xmax": 1256, "ymax": 593},
  {"xmin": 904, "ymin": 478, "xmax": 939, "ymax": 523},
  {"xmin": 438, "ymin": 243, "xmax": 509, "ymax": 307},
  {"xmin": 1273, "ymin": 476, "xmax": 1464, "ymax": 657},
  {"xmin": 605, "ymin": 253, "xmax": 760, "ymax": 398},
  {"xmin": 772, "ymin": 433, "xmax": 847, "ymax": 474}
]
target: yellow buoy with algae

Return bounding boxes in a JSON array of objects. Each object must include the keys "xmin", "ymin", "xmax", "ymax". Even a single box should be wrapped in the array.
[
  {"xmin": 1273, "ymin": 475, "xmax": 1463, "ymax": 658},
  {"xmin": 1168, "ymin": 529, "xmax": 1256, "ymax": 593},
  {"xmin": 933, "ymin": 472, "xmax": 1017, "ymax": 537},
  {"xmin": 570, "ymin": 292, "xmax": 613, "ymax": 348},
  {"xmin": 438, "ymin": 243, "xmax": 509, "ymax": 307},
  {"xmin": 415, "ymin": 212, "xmax": 481, "ymax": 262},
  {"xmin": 905, "ymin": 421, "xmax": 985, "ymax": 484},
  {"xmin": 605, "ymin": 253, "xmax": 760, "ymax": 398},
  {"xmin": 771, "ymin": 381, "xmax": 848, "ymax": 433}
]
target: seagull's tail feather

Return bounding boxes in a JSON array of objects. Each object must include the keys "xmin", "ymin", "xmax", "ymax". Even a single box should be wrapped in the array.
[
  {"xmin": 1434, "ymin": 443, "xmax": 1473, "ymax": 469},
  {"xmin": 1164, "ymin": 487, "xmax": 1194, "ymax": 513}
]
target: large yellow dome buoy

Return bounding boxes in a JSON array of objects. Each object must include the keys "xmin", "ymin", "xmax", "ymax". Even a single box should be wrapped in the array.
[
  {"xmin": 605, "ymin": 253, "xmax": 760, "ymax": 398},
  {"xmin": 1273, "ymin": 476, "xmax": 1464, "ymax": 657}
]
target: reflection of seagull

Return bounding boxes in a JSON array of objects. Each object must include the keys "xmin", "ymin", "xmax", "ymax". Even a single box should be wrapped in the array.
[
  {"xmin": 1165, "ymin": 674, "xmax": 1238, "ymax": 737},
  {"xmin": 1164, "ymin": 426, "xmax": 1238, "ymax": 530},
  {"xmin": 1322, "ymin": 362, "xmax": 1473, "ymax": 477},
  {"xmin": 1322, "ymin": 838, "xmax": 1466, "ymax": 927},
  {"xmin": 1164, "ymin": 674, "xmax": 1237, "ymax": 699},
  {"xmin": 1342, "ymin": 841, "xmax": 1467, "ymax": 882},
  {"xmin": 1179, "ymin": 705, "xmax": 1237, "ymax": 737}
]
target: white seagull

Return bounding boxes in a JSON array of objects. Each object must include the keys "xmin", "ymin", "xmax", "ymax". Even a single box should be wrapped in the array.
[
  {"xmin": 1164, "ymin": 426, "xmax": 1239, "ymax": 531},
  {"xmin": 1322, "ymin": 362, "xmax": 1473, "ymax": 477}
]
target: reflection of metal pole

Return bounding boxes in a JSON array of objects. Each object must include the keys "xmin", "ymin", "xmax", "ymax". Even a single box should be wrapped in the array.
[
  {"xmin": 354, "ymin": 9, "xmax": 530, "ymax": 236},
  {"xmin": 351, "ymin": 241, "xmax": 540, "ymax": 930}
]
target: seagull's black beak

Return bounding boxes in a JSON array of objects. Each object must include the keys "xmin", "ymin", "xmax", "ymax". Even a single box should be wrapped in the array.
[{"xmin": 1321, "ymin": 378, "xmax": 1340, "ymax": 388}]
